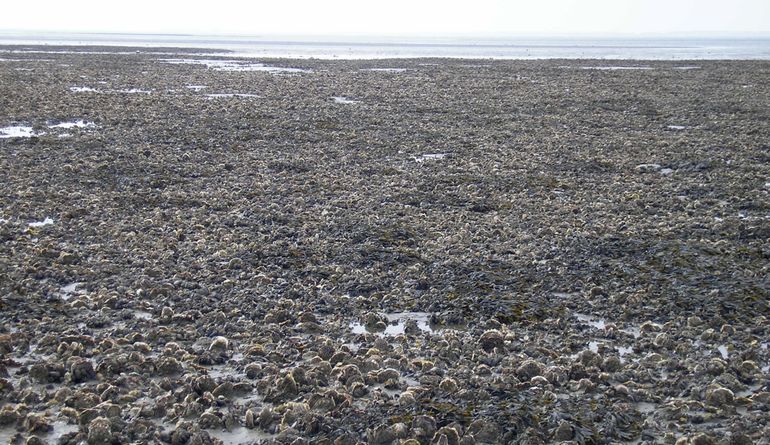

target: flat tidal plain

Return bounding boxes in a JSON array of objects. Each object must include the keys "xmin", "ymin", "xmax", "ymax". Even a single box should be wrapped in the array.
[{"xmin": 1, "ymin": 49, "xmax": 769, "ymax": 444}]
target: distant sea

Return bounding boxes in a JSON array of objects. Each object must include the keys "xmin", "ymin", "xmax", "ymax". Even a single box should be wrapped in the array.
[{"xmin": 1, "ymin": 32, "xmax": 769, "ymax": 60}]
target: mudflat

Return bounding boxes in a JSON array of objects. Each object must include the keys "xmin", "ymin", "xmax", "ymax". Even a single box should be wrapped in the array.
[{"xmin": 1, "ymin": 48, "xmax": 769, "ymax": 444}]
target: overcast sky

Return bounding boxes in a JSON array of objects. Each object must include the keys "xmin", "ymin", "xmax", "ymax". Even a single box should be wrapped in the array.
[{"xmin": 2, "ymin": 0, "xmax": 769, "ymax": 36}]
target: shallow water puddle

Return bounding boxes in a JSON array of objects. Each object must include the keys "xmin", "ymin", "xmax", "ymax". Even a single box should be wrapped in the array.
[
  {"xmin": 735, "ymin": 382, "xmax": 763, "ymax": 398},
  {"xmin": 59, "ymin": 282, "xmax": 84, "ymax": 301},
  {"xmin": 635, "ymin": 402, "xmax": 657, "ymax": 414},
  {"xmin": 351, "ymin": 312, "xmax": 434, "ymax": 336},
  {"xmin": 114, "ymin": 88, "xmax": 152, "ymax": 94},
  {"xmin": 2, "ymin": 120, "xmax": 97, "ymax": 139},
  {"xmin": 363, "ymin": 68, "xmax": 407, "ymax": 73},
  {"xmin": 69, "ymin": 86, "xmax": 99, "ymax": 93},
  {"xmin": 205, "ymin": 93, "xmax": 260, "ymax": 99},
  {"xmin": 6, "ymin": 353, "xmax": 53, "ymax": 379},
  {"xmin": 0, "ymin": 125, "xmax": 37, "ymax": 138},
  {"xmin": 332, "ymin": 96, "xmax": 361, "ymax": 104},
  {"xmin": 132, "ymin": 310, "xmax": 153, "ymax": 320},
  {"xmin": 717, "ymin": 345, "xmax": 729, "ymax": 360},
  {"xmin": 586, "ymin": 341, "xmax": 634, "ymax": 361},
  {"xmin": 580, "ymin": 66, "xmax": 654, "ymax": 71},
  {"xmin": 373, "ymin": 383, "xmax": 402, "ymax": 398},
  {"xmin": 736, "ymin": 211, "xmax": 770, "ymax": 221},
  {"xmin": 666, "ymin": 125, "xmax": 688, "ymax": 130},
  {"xmin": 414, "ymin": 153, "xmax": 448, "ymax": 162},
  {"xmin": 28, "ymin": 217, "xmax": 54, "ymax": 228},
  {"xmin": 206, "ymin": 426, "xmax": 276, "ymax": 445},
  {"xmin": 232, "ymin": 391, "xmax": 263, "ymax": 407},
  {"xmin": 205, "ymin": 362, "xmax": 243, "ymax": 380},
  {"xmin": 636, "ymin": 163, "xmax": 676, "ymax": 176},
  {"xmin": 0, "ymin": 427, "xmax": 15, "ymax": 444},
  {"xmin": 61, "ymin": 282, "xmax": 80, "ymax": 293},
  {"xmin": 575, "ymin": 313, "xmax": 606, "ymax": 330},
  {"xmin": 0, "ymin": 420, "xmax": 78, "ymax": 444},
  {"xmin": 575, "ymin": 312, "xmax": 643, "ymax": 338},
  {"xmin": 50, "ymin": 421, "xmax": 79, "ymax": 440},
  {"xmin": 162, "ymin": 58, "xmax": 310, "ymax": 73},
  {"xmin": 49, "ymin": 119, "xmax": 95, "ymax": 130},
  {"xmin": 625, "ymin": 327, "xmax": 642, "ymax": 339}
]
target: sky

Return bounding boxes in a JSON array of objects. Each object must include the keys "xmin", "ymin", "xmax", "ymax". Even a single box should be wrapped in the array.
[{"xmin": 1, "ymin": 0, "xmax": 769, "ymax": 37}]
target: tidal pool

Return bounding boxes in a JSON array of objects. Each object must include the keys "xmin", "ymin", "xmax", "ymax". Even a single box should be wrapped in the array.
[
  {"xmin": 114, "ymin": 88, "xmax": 152, "ymax": 94},
  {"xmin": 2, "ymin": 120, "xmax": 96, "ymax": 138},
  {"xmin": 206, "ymin": 426, "xmax": 276, "ymax": 445},
  {"xmin": 29, "ymin": 217, "xmax": 54, "ymax": 228},
  {"xmin": 59, "ymin": 282, "xmax": 84, "ymax": 301},
  {"xmin": 205, "ymin": 93, "xmax": 259, "ymax": 99},
  {"xmin": 0, "ymin": 125, "xmax": 36, "ymax": 138},
  {"xmin": 49, "ymin": 119, "xmax": 95, "ymax": 129},
  {"xmin": 580, "ymin": 66, "xmax": 654, "ymax": 71},
  {"xmin": 718, "ymin": 345, "xmax": 729, "ymax": 360},
  {"xmin": 0, "ymin": 420, "xmax": 78, "ymax": 445},
  {"xmin": 332, "ymin": 96, "xmax": 361, "ymax": 104},
  {"xmin": 69, "ymin": 86, "xmax": 99, "ymax": 92},
  {"xmin": 351, "ymin": 312, "xmax": 435, "ymax": 336},
  {"xmin": 363, "ymin": 68, "xmax": 407, "ymax": 73},
  {"xmin": 163, "ymin": 59, "xmax": 310, "ymax": 74},
  {"xmin": 414, "ymin": 153, "xmax": 448, "ymax": 162}
]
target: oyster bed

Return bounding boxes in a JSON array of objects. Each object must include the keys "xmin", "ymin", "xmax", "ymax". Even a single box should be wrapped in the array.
[{"xmin": 1, "ymin": 48, "xmax": 769, "ymax": 445}]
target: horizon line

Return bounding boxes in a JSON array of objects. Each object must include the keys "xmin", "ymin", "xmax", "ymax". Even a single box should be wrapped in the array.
[{"xmin": 2, "ymin": 29, "xmax": 770, "ymax": 40}]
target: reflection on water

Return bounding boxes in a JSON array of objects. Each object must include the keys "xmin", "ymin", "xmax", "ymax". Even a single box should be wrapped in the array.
[
  {"xmin": 0, "ymin": 420, "xmax": 78, "ymax": 444},
  {"xmin": 206, "ymin": 426, "xmax": 276, "ymax": 445},
  {"xmin": 49, "ymin": 119, "xmax": 95, "ymax": 129},
  {"xmin": 2, "ymin": 120, "xmax": 97, "ymax": 138},
  {"xmin": 332, "ymin": 96, "xmax": 361, "ymax": 104},
  {"xmin": 0, "ymin": 125, "xmax": 36, "ymax": 138},
  {"xmin": 114, "ymin": 88, "xmax": 152, "ymax": 94},
  {"xmin": 363, "ymin": 68, "xmax": 407, "ymax": 73},
  {"xmin": 351, "ymin": 312, "xmax": 438, "ymax": 336},
  {"xmin": 205, "ymin": 93, "xmax": 259, "ymax": 99},
  {"xmin": 414, "ymin": 153, "xmax": 448, "ymax": 162},
  {"xmin": 575, "ymin": 313, "xmax": 606, "ymax": 330},
  {"xmin": 162, "ymin": 58, "xmax": 310, "ymax": 73},
  {"xmin": 579, "ymin": 66, "xmax": 653, "ymax": 70},
  {"xmin": 69, "ymin": 86, "xmax": 99, "ymax": 92},
  {"xmin": 2, "ymin": 34, "xmax": 770, "ymax": 60},
  {"xmin": 29, "ymin": 217, "xmax": 54, "ymax": 227},
  {"xmin": 718, "ymin": 345, "xmax": 729, "ymax": 360}
]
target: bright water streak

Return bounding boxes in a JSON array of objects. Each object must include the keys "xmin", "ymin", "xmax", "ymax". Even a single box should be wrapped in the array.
[
  {"xmin": 1, "ymin": 32, "xmax": 770, "ymax": 60},
  {"xmin": 0, "ymin": 125, "xmax": 36, "ymax": 138}
]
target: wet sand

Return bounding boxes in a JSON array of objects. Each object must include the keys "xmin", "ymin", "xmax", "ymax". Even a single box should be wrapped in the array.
[{"xmin": 1, "ymin": 48, "xmax": 769, "ymax": 444}]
